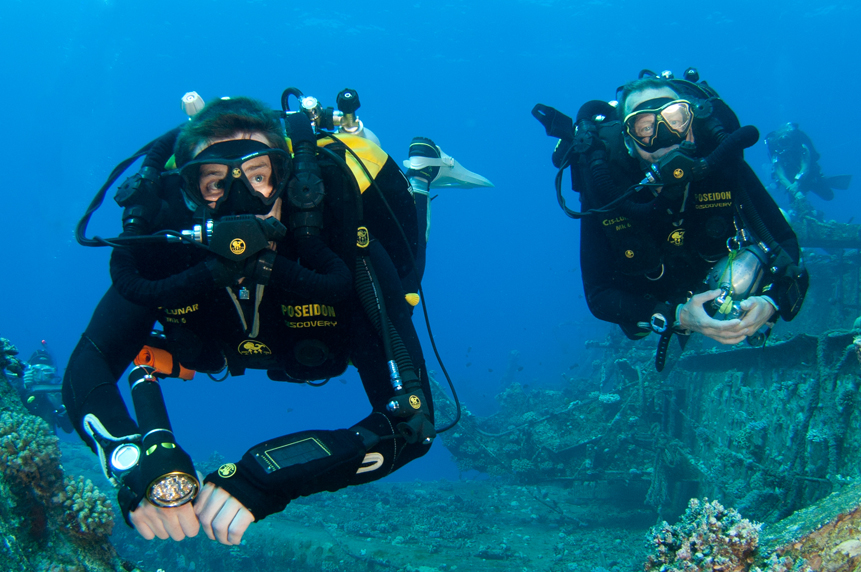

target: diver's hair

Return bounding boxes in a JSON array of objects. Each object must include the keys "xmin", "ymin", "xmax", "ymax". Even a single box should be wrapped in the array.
[
  {"xmin": 174, "ymin": 97, "xmax": 287, "ymax": 167},
  {"xmin": 618, "ymin": 78, "xmax": 680, "ymax": 117}
]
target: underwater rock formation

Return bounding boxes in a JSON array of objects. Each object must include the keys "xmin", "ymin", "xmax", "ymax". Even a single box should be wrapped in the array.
[{"xmin": 0, "ymin": 358, "xmax": 143, "ymax": 572}]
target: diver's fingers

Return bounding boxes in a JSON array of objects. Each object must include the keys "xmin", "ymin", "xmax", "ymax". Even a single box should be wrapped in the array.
[
  {"xmin": 732, "ymin": 298, "xmax": 776, "ymax": 338},
  {"xmin": 194, "ymin": 482, "xmax": 215, "ymax": 516},
  {"xmin": 699, "ymin": 318, "xmax": 746, "ymax": 343},
  {"xmin": 130, "ymin": 501, "xmax": 170, "ymax": 540},
  {"xmin": 157, "ymin": 507, "xmax": 190, "ymax": 542},
  {"xmin": 195, "ymin": 484, "xmax": 227, "ymax": 541},
  {"xmin": 174, "ymin": 503, "xmax": 200, "ymax": 539},
  {"xmin": 228, "ymin": 509, "xmax": 255, "ymax": 545},
  {"xmin": 702, "ymin": 322, "xmax": 746, "ymax": 345},
  {"xmin": 223, "ymin": 503, "xmax": 255, "ymax": 546},
  {"xmin": 130, "ymin": 514, "xmax": 156, "ymax": 540},
  {"xmin": 211, "ymin": 496, "xmax": 253, "ymax": 545},
  {"xmin": 691, "ymin": 289, "xmax": 723, "ymax": 304}
]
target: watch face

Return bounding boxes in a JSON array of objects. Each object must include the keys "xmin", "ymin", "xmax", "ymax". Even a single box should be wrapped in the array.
[{"xmin": 651, "ymin": 314, "xmax": 667, "ymax": 332}]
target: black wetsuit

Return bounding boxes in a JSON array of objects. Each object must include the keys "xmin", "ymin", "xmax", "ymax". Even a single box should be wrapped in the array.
[
  {"xmin": 63, "ymin": 148, "xmax": 433, "ymax": 521},
  {"xmin": 579, "ymin": 135, "xmax": 801, "ymax": 338}
]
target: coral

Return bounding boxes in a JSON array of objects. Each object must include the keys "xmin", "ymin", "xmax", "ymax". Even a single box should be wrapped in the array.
[
  {"xmin": 598, "ymin": 393, "xmax": 621, "ymax": 404},
  {"xmin": 52, "ymin": 476, "xmax": 115, "ymax": 539},
  {"xmin": 644, "ymin": 498, "xmax": 761, "ymax": 572},
  {"xmin": 44, "ymin": 565, "xmax": 86, "ymax": 572},
  {"xmin": 751, "ymin": 554, "xmax": 812, "ymax": 572},
  {"xmin": 0, "ymin": 337, "xmax": 25, "ymax": 376},
  {"xmin": 511, "ymin": 458, "xmax": 534, "ymax": 473},
  {"xmin": 0, "ymin": 410, "xmax": 63, "ymax": 498}
]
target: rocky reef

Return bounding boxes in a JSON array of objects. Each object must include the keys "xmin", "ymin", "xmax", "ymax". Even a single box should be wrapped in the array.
[{"xmin": 0, "ymin": 361, "xmax": 142, "ymax": 572}]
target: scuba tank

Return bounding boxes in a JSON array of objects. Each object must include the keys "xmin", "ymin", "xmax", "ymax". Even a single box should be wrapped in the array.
[{"xmin": 706, "ymin": 244, "xmax": 768, "ymax": 321}]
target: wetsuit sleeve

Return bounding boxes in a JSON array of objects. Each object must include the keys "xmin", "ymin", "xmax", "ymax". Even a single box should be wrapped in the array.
[
  {"xmin": 203, "ymin": 240, "xmax": 433, "ymax": 520},
  {"xmin": 110, "ymin": 246, "xmax": 216, "ymax": 307},
  {"xmin": 62, "ymin": 286, "xmax": 156, "ymax": 450},
  {"xmin": 267, "ymin": 237, "xmax": 352, "ymax": 303}
]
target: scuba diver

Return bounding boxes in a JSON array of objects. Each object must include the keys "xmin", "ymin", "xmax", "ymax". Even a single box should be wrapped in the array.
[
  {"xmin": 17, "ymin": 342, "xmax": 73, "ymax": 434},
  {"xmin": 533, "ymin": 68, "xmax": 808, "ymax": 371},
  {"xmin": 765, "ymin": 122, "xmax": 852, "ymax": 202},
  {"xmin": 63, "ymin": 95, "xmax": 443, "ymax": 546}
]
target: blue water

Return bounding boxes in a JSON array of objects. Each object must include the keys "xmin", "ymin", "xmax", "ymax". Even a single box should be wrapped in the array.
[{"xmin": 0, "ymin": 0, "xmax": 857, "ymax": 482}]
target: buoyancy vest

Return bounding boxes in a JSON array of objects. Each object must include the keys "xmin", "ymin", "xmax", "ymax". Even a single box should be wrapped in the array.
[
  {"xmin": 579, "ymin": 102, "xmax": 739, "ymax": 279},
  {"xmin": 145, "ymin": 135, "xmax": 416, "ymax": 382}
]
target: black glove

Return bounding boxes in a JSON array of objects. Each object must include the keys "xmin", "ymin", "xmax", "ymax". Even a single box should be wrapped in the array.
[
  {"xmin": 239, "ymin": 250, "xmax": 277, "ymax": 285},
  {"xmin": 205, "ymin": 257, "xmax": 245, "ymax": 288}
]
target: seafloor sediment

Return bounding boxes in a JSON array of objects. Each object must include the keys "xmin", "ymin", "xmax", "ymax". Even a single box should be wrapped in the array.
[{"xmin": 59, "ymin": 439, "xmax": 656, "ymax": 572}]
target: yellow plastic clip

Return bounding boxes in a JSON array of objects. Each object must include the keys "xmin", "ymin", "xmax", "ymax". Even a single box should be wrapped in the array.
[{"xmin": 719, "ymin": 295, "xmax": 735, "ymax": 315}]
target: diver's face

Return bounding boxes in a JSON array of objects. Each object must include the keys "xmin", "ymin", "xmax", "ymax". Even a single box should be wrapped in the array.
[
  {"xmin": 625, "ymin": 88, "xmax": 693, "ymax": 163},
  {"xmin": 193, "ymin": 132, "xmax": 274, "ymax": 207},
  {"xmin": 197, "ymin": 155, "xmax": 275, "ymax": 205}
]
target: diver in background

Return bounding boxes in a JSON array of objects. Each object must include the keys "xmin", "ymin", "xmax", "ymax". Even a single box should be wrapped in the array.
[
  {"xmin": 18, "ymin": 343, "xmax": 73, "ymax": 434},
  {"xmin": 1, "ymin": 339, "xmax": 71, "ymax": 434},
  {"xmin": 765, "ymin": 122, "xmax": 851, "ymax": 203},
  {"xmin": 64, "ymin": 97, "xmax": 435, "ymax": 546},
  {"xmin": 539, "ymin": 71, "xmax": 807, "ymax": 369}
]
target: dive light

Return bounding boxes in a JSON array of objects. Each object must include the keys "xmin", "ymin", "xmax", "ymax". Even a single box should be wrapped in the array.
[{"xmin": 128, "ymin": 366, "xmax": 199, "ymax": 507}]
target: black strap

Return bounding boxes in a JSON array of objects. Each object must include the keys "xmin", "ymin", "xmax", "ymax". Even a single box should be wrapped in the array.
[{"xmin": 655, "ymin": 331, "xmax": 673, "ymax": 372}]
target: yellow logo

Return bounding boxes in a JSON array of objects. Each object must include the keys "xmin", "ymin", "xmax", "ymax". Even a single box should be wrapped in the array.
[
  {"xmin": 230, "ymin": 239, "xmax": 246, "ymax": 255},
  {"xmin": 673, "ymin": 168, "xmax": 684, "ymax": 179},
  {"xmin": 409, "ymin": 395, "xmax": 421, "ymax": 409},
  {"xmin": 668, "ymin": 229, "xmax": 685, "ymax": 246},
  {"xmin": 232, "ymin": 167, "xmax": 242, "ymax": 178},
  {"xmin": 238, "ymin": 340, "xmax": 272, "ymax": 355},
  {"xmin": 357, "ymin": 226, "xmax": 370, "ymax": 248},
  {"xmin": 625, "ymin": 250, "xmax": 634, "ymax": 258},
  {"xmin": 218, "ymin": 463, "xmax": 237, "ymax": 478}
]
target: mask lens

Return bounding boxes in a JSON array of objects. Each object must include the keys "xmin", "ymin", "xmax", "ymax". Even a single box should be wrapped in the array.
[
  {"xmin": 240, "ymin": 154, "xmax": 275, "ymax": 198},
  {"xmin": 630, "ymin": 114, "xmax": 657, "ymax": 144},
  {"xmin": 660, "ymin": 102, "xmax": 692, "ymax": 135},
  {"xmin": 197, "ymin": 164, "xmax": 230, "ymax": 205}
]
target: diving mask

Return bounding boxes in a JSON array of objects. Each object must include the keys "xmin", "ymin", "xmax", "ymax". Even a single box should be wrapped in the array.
[
  {"xmin": 624, "ymin": 98, "xmax": 693, "ymax": 153},
  {"xmin": 180, "ymin": 139, "xmax": 291, "ymax": 215}
]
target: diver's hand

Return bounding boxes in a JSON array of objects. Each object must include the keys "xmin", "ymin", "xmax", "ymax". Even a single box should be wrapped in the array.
[
  {"xmin": 787, "ymin": 181, "xmax": 800, "ymax": 194},
  {"xmin": 205, "ymin": 257, "xmax": 244, "ymax": 287},
  {"xmin": 194, "ymin": 482, "xmax": 255, "ymax": 545},
  {"xmin": 677, "ymin": 290, "xmax": 748, "ymax": 345},
  {"xmin": 737, "ymin": 296, "xmax": 777, "ymax": 335},
  {"xmin": 129, "ymin": 498, "xmax": 200, "ymax": 541}
]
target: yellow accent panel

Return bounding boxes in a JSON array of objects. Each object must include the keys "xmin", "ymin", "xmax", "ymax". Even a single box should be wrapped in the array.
[{"xmin": 317, "ymin": 134, "xmax": 389, "ymax": 193}]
